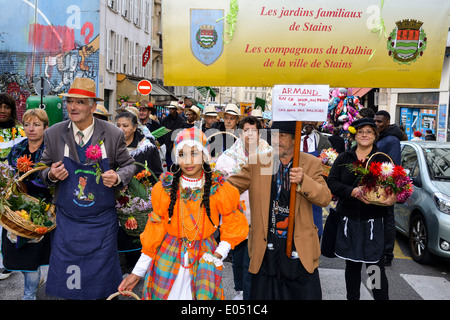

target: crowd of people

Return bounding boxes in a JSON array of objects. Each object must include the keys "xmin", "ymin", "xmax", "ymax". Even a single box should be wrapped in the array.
[{"xmin": 0, "ymin": 77, "xmax": 431, "ymax": 301}]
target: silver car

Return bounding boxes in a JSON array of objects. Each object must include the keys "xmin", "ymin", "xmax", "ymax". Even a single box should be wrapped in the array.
[{"xmin": 394, "ymin": 141, "xmax": 450, "ymax": 263}]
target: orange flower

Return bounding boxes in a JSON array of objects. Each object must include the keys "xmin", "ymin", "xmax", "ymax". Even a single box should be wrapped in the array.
[
  {"xmin": 135, "ymin": 170, "xmax": 152, "ymax": 180},
  {"xmin": 35, "ymin": 226, "xmax": 48, "ymax": 234},
  {"xmin": 16, "ymin": 154, "xmax": 34, "ymax": 172}
]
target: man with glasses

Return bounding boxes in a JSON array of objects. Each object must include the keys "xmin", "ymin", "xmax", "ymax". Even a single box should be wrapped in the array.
[{"xmin": 374, "ymin": 110, "xmax": 402, "ymax": 267}]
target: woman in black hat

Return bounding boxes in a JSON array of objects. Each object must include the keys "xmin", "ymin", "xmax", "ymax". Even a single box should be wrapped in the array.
[{"xmin": 326, "ymin": 118, "xmax": 397, "ymax": 300}]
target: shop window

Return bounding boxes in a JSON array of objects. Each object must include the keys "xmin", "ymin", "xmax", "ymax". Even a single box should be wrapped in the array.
[{"xmin": 398, "ymin": 92, "xmax": 439, "ymax": 105}]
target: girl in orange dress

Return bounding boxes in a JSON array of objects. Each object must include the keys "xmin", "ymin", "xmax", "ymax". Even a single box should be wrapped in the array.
[{"xmin": 118, "ymin": 127, "xmax": 248, "ymax": 299}]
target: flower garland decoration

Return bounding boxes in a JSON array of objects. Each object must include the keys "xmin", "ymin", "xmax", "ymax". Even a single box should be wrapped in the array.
[
  {"xmin": 85, "ymin": 140, "xmax": 104, "ymax": 184},
  {"xmin": 347, "ymin": 159, "xmax": 414, "ymax": 203},
  {"xmin": 217, "ymin": 0, "xmax": 239, "ymax": 44}
]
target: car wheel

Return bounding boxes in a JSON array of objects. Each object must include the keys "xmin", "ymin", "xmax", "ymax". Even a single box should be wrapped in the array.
[{"xmin": 409, "ymin": 214, "xmax": 433, "ymax": 264}]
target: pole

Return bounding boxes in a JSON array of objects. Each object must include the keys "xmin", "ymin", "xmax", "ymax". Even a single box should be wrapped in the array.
[
  {"xmin": 286, "ymin": 121, "xmax": 302, "ymax": 257},
  {"xmin": 40, "ymin": 76, "xmax": 44, "ymax": 107}
]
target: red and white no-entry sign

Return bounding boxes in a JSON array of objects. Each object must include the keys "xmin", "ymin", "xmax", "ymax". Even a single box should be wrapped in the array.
[{"xmin": 137, "ymin": 80, "xmax": 152, "ymax": 95}]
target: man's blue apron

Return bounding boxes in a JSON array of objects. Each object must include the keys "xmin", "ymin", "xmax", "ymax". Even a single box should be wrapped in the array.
[
  {"xmin": 46, "ymin": 143, "xmax": 122, "ymax": 300},
  {"xmin": 302, "ymin": 134, "xmax": 324, "ymax": 237}
]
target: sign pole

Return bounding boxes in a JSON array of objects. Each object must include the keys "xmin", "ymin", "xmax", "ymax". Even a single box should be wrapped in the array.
[{"xmin": 286, "ymin": 121, "xmax": 302, "ymax": 257}]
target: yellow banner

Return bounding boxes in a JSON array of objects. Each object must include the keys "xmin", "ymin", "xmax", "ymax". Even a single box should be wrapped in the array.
[{"xmin": 162, "ymin": 0, "xmax": 450, "ymax": 88}]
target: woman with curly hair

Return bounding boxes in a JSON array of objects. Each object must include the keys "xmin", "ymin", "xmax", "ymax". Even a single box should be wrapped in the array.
[{"xmin": 118, "ymin": 127, "xmax": 248, "ymax": 299}]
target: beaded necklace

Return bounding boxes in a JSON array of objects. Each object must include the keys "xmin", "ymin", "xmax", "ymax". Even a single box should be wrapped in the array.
[{"xmin": 176, "ymin": 180, "xmax": 206, "ymax": 269}]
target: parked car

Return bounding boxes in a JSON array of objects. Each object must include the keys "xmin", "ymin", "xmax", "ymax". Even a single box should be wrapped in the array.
[{"xmin": 394, "ymin": 141, "xmax": 450, "ymax": 264}]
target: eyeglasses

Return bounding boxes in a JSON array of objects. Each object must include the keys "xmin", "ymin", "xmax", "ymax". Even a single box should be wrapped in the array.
[{"xmin": 356, "ymin": 130, "xmax": 374, "ymax": 135}]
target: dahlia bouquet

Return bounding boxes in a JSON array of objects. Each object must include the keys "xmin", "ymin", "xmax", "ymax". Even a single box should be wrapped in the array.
[
  {"xmin": 115, "ymin": 163, "xmax": 154, "ymax": 237},
  {"xmin": 319, "ymin": 148, "xmax": 339, "ymax": 166},
  {"xmin": 348, "ymin": 159, "xmax": 414, "ymax": 205}
]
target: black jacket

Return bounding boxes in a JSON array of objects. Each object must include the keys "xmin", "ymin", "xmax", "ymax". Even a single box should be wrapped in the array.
[
  {"xmin": 328, "ymin": 135, "xmax": 346, "ymax": 154},
  {"xmin": 376, "ymin": 124, "xmax": 403, "ymax": 165},
  {"xmin": 326, "ymin": 145, "xmax": 390, "ymax": 220}
]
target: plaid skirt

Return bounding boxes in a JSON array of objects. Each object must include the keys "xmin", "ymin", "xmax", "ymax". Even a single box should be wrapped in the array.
[{"xmin": 141, "ymin": 233, "xmax": 224, "ymax": 300}]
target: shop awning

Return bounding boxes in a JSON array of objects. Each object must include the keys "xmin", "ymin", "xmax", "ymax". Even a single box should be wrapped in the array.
[
  {"xmin": 150, "ymin": 81, "xmax": 178, "ymax": 101},
  {"xmin": 350, "ymin": 88, "xmax": 372, "ymax": 97},
  {"xmin": 117, "ymin": 76, "xmax": 178, "ymax": 102}
]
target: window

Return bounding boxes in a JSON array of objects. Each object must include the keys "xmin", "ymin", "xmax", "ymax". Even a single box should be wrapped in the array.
[
  {"xmin": 423, "ymin": 147, "xmax": 450, "ymax": 179},
  {"xmin": 115, "ymin": 34, "xmax": 121, "ymax": 72},
  {"xmin": 122, "ymin": 0, "xmax": 131, "ymax": 20},
  {"xmin": 123, "ymin": 37, "xmax": 129, "ymax": 74},
  {"xmin": 129, "ymin": 40, "xmax": 134, "ymax": 75},
  {"xmin": 401, "ymin": 145, "xmax": 420, "ymax": 177},
  {"xmin": 398, "ymin": 92, "xmax": 439, "ymax": 105},
  {"xmin": 108, "ymin": 0, "xmax": 118, "ymax": 12},
  {"xmin": 144, "ymin": 0, "xmax": 150, "ymax": 32},
  {"xmin": 106, "ymin": 29, "xmax": 115, "ymax": 71}
]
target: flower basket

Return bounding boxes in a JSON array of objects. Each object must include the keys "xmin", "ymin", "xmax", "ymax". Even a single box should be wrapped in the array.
[
  {"xmin": 0, "ymin": 166, "xmax": 56, "ymax": 239},
  {"xmin": 354, "ymin": 152, "xmax": 413, "ymax": 206},
  {"xmin": 322, "ymin": 164, "xmax": 331, "ymax": 177},
  {"xmin": 365, "ymin": 185, "xmax": 390, "ymax": 206},
  {"xmin": 116, "ymin": 167, "xmax": 153, "ymax": 237},
  {"xmin": 319, "ymin": 148, "xmax": 338, "ymax": 177}
]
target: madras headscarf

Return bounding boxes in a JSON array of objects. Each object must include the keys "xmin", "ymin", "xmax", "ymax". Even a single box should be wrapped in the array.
[{"xmin": 174, "ymin": 127, "xmax": 210, "ymax": 161}]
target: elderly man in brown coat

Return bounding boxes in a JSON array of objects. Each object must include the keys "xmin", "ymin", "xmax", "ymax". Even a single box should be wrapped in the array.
[{"xmin": 227, "ymin": 121, "xmax": 332, "ymax": 300}]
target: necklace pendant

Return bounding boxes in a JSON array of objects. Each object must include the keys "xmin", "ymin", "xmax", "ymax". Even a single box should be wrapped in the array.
[{"xmin": 185, "ymin": 239, "xmax": 194, "ymax": 248}]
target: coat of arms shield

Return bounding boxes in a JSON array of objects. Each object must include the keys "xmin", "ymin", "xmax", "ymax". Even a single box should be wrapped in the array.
[
  {"xmin": 387, "ymin": 19, "xmax": 427, "ymax": 64},
  {"xmin": 190, "ymin": 9, "xmax": 224, "ymax": 66}
]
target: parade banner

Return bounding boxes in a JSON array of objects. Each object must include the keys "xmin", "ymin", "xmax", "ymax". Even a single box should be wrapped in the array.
[
  {"xmin": 272, "ymin": 85, "xmax": 329, "ymax": 121},
  {"xmin": 162, "ymin": 0, "xmax": 450, "ymax": 88}
]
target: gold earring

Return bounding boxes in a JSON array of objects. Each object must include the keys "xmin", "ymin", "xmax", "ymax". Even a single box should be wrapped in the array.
[
  {"xmin": 202, "ymin": 162, "xmax": 212, "ymax": 173},
  {"xmin": 170, "ymin": 164, "xmax": 180, "ymax": 174}
]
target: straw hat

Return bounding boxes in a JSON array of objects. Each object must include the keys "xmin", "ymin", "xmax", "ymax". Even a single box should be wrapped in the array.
[
  {"xmin": 218, "ymin": 103, "xmax": 245, "ymax": 120},
  {"xmin": 251, "ymin": 107, "xmax": 263, "ymax": 119},
  {"xmin": 94, "ymin": 104, "xmax": 111, "ymax": 117},
  {"xmin": 168, "ymin": 101, "xmax": 179, "ymax": 109},
  {"xmin": 202, "ymin": 104, "xmax": 218, "ymax": 117},
  {"xmin": 61, "ymin": 77, "xmax": 103, "ymax": 101},
  {"xmin": 188, "ymin": 105, "xmax": 201, "ymax": 117},
  {"xmin": 137, "ymin": 102, "xmax": 156, "ymax": 112}
]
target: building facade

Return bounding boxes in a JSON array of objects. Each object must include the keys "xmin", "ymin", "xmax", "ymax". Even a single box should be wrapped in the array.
[{"xmin": 0, "ymin": 0, "xmax": 175, "ymax": 120}]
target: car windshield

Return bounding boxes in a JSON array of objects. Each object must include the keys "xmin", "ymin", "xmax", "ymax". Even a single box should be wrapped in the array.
[{"xmin": 423, "ymin": 147, "xmax": 450, "ymax": 180}]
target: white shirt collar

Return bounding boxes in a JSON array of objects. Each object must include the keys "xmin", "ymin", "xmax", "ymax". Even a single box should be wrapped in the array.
[{"xmin": 71, "ymin": 118, "xmax": 95, "ymax": 145}]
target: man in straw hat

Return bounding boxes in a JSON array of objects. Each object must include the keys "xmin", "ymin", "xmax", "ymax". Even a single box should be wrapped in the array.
[
  {"xmin": 39, "ymin": 77, "xmax": 136, "ymax": 300},
  {"xmin": 201, "ymin": 104, "xmax": 219, "ymax": 133},
  {"xmin": 93, "ymin": 104, "xmax": 112, "ymax": 122},
  {"xmin": 184, "ymin": 105, "xmax": 201, "ymax": 128},
  {"xmin": 211, "ymin": 103, "xmax": 245, "ymax": 156}
]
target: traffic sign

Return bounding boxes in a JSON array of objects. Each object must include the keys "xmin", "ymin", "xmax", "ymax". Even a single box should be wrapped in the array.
[
  {"xmin": 34, "ymin": 77, "xmax": 51, "ymax": 96},
  {"xmin": 137, "ymin": 80, "xmax": 152, "ymax": 95},
  {"xmin": 142, "ymin": 45, "xmax": 151, "ymax": 67}
]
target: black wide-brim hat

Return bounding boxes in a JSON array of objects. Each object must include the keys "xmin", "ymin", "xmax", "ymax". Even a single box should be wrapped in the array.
[
  {"xmin": 351, "ymin": 117, "xmax": 377, "ymax": 129},
  {"xmin": 271, "ymin": 121, "xmax": 296, "ymax": 135}
]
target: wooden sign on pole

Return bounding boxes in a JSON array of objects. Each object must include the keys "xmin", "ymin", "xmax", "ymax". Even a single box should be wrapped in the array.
[{"xmin": 271, "ymin": 85, "xmax": 328, "ymax": 257}]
